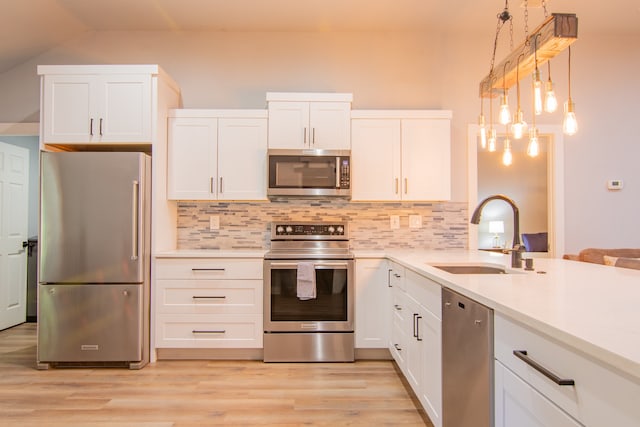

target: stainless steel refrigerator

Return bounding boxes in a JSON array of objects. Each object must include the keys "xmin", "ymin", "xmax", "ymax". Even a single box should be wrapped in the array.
[{"xmin": 37, "ymin": 151, "xmax": 151, "ymax": 369}]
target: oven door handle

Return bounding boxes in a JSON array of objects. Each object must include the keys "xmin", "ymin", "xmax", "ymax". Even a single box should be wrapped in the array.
[{"xmin": 266, "ymin": 262, "xmax": 350, "ymax": 269}]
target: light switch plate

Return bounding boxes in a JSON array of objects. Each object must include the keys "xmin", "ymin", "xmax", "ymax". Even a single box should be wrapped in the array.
[
  {"xmin": 390, "ymin": 215, "xmax": 400, "ymax": 229},
  {"xmin": 209, "ymin": 216, "xmax": 220, "ymax": 230},
  {"xmin": 409, "ymin": 215, "xmax": 422, "ymax": 229}
]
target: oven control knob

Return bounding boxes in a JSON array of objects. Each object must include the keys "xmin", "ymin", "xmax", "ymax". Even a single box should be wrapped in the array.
[
  {"xmin": 337, "ymin": 226, "xmax": 344, "ymax": 234},
  {"xmin": 285, "ymin": 226, "xmax": 293, "ymax": 234},
  {"xmin": 328, "ymin": 226, "xmax": 335, "ymax": 234},
  {"xmin": 276, "ymin": 226, "xmax": 284, "ymax": 234}
]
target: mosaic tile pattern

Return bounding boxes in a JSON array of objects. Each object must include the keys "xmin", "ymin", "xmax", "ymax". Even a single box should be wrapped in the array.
[{"xmin": 177, "ymin": 199, "xmax": 469, "ymax": 250}]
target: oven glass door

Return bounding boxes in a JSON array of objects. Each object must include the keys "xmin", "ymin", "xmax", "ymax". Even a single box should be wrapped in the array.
[
  {"xmin": 269, "ymin": 155, "xmax": 338, "ymax": 189},
  {"xmin": 265, "ymin": 260, "xmax": 353, "ymax": 332}
]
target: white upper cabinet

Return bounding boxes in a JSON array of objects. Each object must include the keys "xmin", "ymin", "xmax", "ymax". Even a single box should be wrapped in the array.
[
  {"xmin": 351, "ymin": 110, "xmax": 452, "ymax": 201},
  {"xmin": 168, "ymin": 116, "xmax": 218, "ymax": 200},
  {"xmin": 267, "ymin": 92, "xmax": 352, "ymax": 149},
  {"xmin": 168, "ymin": 110, "xmax": 268, "ymax": 201},
  {"xmin": 39, "ymin": 66, "xmax": 154, "ymax": 144}
]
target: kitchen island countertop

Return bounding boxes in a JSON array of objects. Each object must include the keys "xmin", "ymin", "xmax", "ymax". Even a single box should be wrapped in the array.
[{"xmin": 385, "ymin": 249, "xmax": 640, "ymax": 382}]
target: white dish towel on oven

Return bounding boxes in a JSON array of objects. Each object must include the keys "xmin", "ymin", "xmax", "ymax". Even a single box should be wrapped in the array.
[{"xmin": 297, "ymin": 262, "xmax": 316, "ymax": 300}]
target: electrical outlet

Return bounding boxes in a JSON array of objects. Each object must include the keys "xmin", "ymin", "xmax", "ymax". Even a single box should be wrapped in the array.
[
  {"xmin": 390, "ymin": 215, "xmax": 400, "ymax": 230},
  {"xmin": 209, "ymin": 216, "xmax": 220, "ymax": 230},
  {"xmin": 409, "ymin": 215, "xmax": 422, "ymax": 229}
]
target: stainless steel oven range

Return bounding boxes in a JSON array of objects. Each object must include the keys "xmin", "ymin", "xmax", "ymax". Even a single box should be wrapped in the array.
[{"xmin": 263, "ymin": 222, "xmax": 354, "ymax": 362}]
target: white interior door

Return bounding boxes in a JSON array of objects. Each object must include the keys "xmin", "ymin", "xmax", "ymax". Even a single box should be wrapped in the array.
[{"xmin": 0, "ymin": 141, "xmax": 29, "ymax": 330}]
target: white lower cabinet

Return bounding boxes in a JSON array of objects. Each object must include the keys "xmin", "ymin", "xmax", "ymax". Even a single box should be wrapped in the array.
[
  {"xmin": 388, "ymin": 263, "xmax": 442, "ymax": 427},
  {"xmin": 495, "ymin": 360, "xmax": 582, "ymax": 427},
  {"xmin": 494, "ymin": 313, "xmax": 640, "ymax": 427},
  {"xmin": 155, "ymin": 257, "xmax": 263, "ymax": 349},
  {"xmin": 355, "ymin": 258, "xmax": 391, "ymax": 349}
]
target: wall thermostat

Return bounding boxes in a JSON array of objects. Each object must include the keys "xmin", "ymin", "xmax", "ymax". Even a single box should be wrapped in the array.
[{"xmin": 607, "ymin": 179, "xmax": 624, "ymax": 190}]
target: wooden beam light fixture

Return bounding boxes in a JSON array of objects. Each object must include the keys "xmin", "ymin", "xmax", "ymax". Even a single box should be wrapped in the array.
[{"xmin": 479, "ymin": 13, "xmax": 578, "ymax": 98}]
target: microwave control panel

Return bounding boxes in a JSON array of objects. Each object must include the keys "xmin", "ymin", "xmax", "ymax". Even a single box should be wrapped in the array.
[{"xmin": 340, "ymin": 158, "xmax": 350, "ymax": 188}]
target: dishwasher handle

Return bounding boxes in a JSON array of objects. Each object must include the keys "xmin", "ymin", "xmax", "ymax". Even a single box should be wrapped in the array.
[{"xmin": 513, "ymin": 350, "xmax": 575, "ymax": 386}]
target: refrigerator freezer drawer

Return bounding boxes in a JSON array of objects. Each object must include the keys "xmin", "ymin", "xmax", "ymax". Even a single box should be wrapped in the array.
[{"xmin": 38, "ymin": 284, "xmax": 143, "ymax": 364}]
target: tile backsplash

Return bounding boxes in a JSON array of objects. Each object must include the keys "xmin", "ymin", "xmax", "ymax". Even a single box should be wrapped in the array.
[{"xmin": 177, "ymin": 199, "xmax": 468, "ymax": 250}]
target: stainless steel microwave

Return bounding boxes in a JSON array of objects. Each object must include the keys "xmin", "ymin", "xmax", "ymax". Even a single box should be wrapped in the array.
[{"xmin": 267, "ymin": 149, "xmax": 351, "ymax": 197}]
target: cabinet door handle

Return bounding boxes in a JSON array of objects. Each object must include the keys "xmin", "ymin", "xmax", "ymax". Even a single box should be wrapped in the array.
[
  {"xmin": 416, "ymin": 315, "xmax": 422, "ymax": 341},
  {"xmin": 394, "ymin": 343, "xmax": 402, "ymax": 352},
  {"xmin": 395, "ymin": 178, "xmax": 399, "ymax": 194},
  {"xmin": 192, "ymin": 296, "xmax": 226, "ymax": 299},
  {"xmin": 219, "ymin": 177, "xmax": 223, "ymax": 194},
  {"xmin": 99, "ymin": 118, "xmax": 103, "ymax": 135},
  {"xmin": 210, "ymin": 177, "xmax": 215, "ymax": 194},
  {"xmin": 387, "ymin": 269, "xmax": 393, "ymax": 287},
  {"xmin": 304, "ymin": 127, "xmax": 308, "ymax": 146},
  {"xmin": 513, "ymin": 350, "xmax": 575, "ymax": 386},
  {"xmin": 192, "ymin": 330, "xmax": 226, "ymax": 334},
  {"xmin": 89, "ymin": 118, "xmax": 94, "ymax": 136},
  {"xmin": 413, "ymin": 313, "xmax": 418, "ymax": 338},
  {"xmin": 404, "ymin": 178, "xmax": 408, "ymax": 194},
  {"xmin": 312, "ymin": 127, "xmax": 316, "ymax": 145}
]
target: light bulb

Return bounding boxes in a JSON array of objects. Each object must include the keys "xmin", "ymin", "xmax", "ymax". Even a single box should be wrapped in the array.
[
  {"xmin": 478, "ymin": 115, "xmax": 487, "ymax": 149},
  {"xmin": 527, "ymin": 128, "xmax": 539, "ymax": 157},
  {"xmin": 563, "ymin": 100, "xmax": 578, "ymax": 135},
  {"xmin": 502, "ymin": 138, "xmax": 513, "ymax": 166},
  {"xmin": 488, "ymin": 129, "xmax": 497, "ymax": 152},
  {"xmin": 499, "ymin": 94, "xmax": 511, "ymax": 125},
  {"xmin": 511, "ymin": 110, "xmax": 528, "ymax": 139},
  {"xmin": 544, "ymin": 80, "xmax": 558, "ymax": 113},
  {"xmin": 533, "ymin": 69, "xmax": 543, "ymax": 115}
]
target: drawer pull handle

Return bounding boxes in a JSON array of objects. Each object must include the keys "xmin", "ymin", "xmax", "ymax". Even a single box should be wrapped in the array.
[
  {"xmin": 192, "ymin": 330, "xmax": 226, "ymax": 334},
  {"xmin": 192, "ymin": 268, "xmax": 226, "ymax": 272},
  {"xmin": 394, "ymin": 304, "xmax": 402, "ymax": 311},
  {"xmin": 192, "ymin": 296, "xmax": 226, "ymax": 299},
  {"xmin": 387, "ymin": 269, "xmax": 393, "ymax": 287},
  {"xmin": 394, "ymin": 343, "xmax": 402, "ymax": 351},
  {"xmin": 513, "ymin": 350, "xmax": 575, "ymax": 386}
]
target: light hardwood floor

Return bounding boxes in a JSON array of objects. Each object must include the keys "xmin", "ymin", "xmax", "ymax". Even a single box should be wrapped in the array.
[{"xmin": 0, "ymin": 323, "xmax": 431, "ymax": 426}]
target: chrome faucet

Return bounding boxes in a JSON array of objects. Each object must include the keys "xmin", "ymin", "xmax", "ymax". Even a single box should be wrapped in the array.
[{"xmin": 471, "ymin": 194, "xmax": 524, "ymax": 268}]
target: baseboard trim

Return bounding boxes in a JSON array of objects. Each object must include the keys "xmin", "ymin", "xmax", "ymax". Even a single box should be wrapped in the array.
[{"xmin": 156, "ymin": 347, "xmax": 392, "ymax": 361}]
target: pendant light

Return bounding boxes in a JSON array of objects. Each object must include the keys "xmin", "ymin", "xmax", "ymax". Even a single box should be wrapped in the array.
[
  {"xmin": 502, "ymin": 135, "xmax": 513, "ymax": 166},
  {"xmin": 511, "ymin": 53, "xmax": 527, "ymax": 139},
  {"xmin": 532, "ymin": 34, "xmax": 543, "ymax": 115},
  {"xmin": 488, "ymin": 95, "xmax": 497, "ymax": 152},
  {"xmin": 563, "ymin": 46, "xmax": 578, "ymax": 135},
  {"xmin": 478, "ymin": 98, "xmax": 487, "ymax": 149},
  {"xmin": 499, "ymin": 62, "xmax": 512, "ymax": 125},
  {"xmin": 544, "ymin": 62, "xmax": 558, "ymax": 113}
]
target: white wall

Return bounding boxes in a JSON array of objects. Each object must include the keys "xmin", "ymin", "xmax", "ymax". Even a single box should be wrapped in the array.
[{"xmin": 0, "ymin": 29, "xmax": 638, "ymax": 253}]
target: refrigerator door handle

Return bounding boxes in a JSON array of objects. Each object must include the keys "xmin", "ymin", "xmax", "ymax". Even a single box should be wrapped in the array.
[{"xmin": 131, "ymin": 180, "xmax": 139, "ymax": 260}]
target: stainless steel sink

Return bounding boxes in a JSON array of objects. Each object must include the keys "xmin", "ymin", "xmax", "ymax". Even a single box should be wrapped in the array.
[{"xmin": 431, "ymin": 265, "xmax": 508, "ymax": 274}]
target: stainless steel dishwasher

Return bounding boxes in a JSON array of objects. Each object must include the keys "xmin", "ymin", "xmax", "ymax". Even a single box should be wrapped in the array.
[{"xmin": 442, "ymin": 288, "xmax": 494, "ymax": 427}]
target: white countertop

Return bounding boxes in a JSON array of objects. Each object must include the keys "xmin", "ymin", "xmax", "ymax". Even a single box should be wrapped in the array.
[
  {"xmin": 384, "ymin": 249, "xmax": 640, "ymax": 382},
  {"xmin": 153, "ymin": 248, "xmax": 640, "ymax": 381}
]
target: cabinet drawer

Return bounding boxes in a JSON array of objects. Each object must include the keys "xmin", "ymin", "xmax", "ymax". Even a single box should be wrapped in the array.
[
  {"xmin": 405, "ymin": 269, "xmax": 441, "ymax": 318},
  {"xmin": 388, "ymin": 263, "xmax": 405, "ymax": 290},
  {"xmin": 156, "ymin": 258, "xmax": 263, "ymax": 280},
  {"xmin": 156, "ymin": 313, "xmax": 263, "ymax": 348},
  {"xmin": 495, "ymin": 314, "xmax": 640, "ymax": 426},
  {"xmin": 156, "ymin": 279, "xmax": 262, "ymax": 314}
]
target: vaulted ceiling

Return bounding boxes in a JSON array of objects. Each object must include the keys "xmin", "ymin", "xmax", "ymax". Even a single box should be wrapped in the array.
[{"xmin": 1, "ymin": 0, "xmax": 639, "ymax": 74}]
